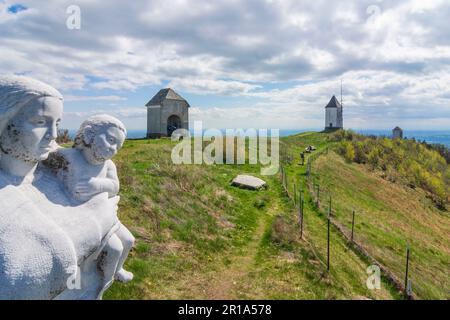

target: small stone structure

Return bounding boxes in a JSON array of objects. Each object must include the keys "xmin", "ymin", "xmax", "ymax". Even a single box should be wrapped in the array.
[
  {"xmin": 231, "ymin": 175, "xmax": 267, "ymax": 190},
  {"xmin": 392, "ymin": 126, "xmax": 403, "ymax": 139},
  {"xmin": 324, "ymin": 95, "xmax": 343, "ymax": 130},
  {"xmin": 146, "ymin": 88, "xmax": 189, "ymax": 138}
]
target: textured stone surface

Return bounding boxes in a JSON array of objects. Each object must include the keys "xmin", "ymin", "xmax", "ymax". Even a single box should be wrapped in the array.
[
  {"xmin": 0, "ymin": 76, "xmax": 133, "ymax": 300},
  {"xmin": 231, "ymin": 174, "xmax": 267, "ymax": 190}
]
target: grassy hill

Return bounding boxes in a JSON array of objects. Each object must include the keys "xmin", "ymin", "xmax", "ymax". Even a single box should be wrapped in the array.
[
  {"xmin": 332, "ymin": 130, "xmax": 449, "ymax": 209},
  {"xmin": 103, "ymin": 132, "xmax": 448, "ymax": 300},
  {"xmin": 281, "ymin": 131, "xmax": 449, "ymax": 299}
]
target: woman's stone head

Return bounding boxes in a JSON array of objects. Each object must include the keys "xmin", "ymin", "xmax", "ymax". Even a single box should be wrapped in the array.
[{"xmin": 0, "ymin": 76, "xmax": 63, "ymax": 163}]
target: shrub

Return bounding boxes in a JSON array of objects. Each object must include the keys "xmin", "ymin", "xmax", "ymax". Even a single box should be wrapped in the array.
[
  {"xmin": 343, "ymin": 141, "xmax": 355, "ymax": 162},
  {"xmin": 270, "ymin": 215, "xmax": 297, "ymax": 248},
  {"xmin": 56, "ymin": 128, "xmax": 71, "ymax": 144},
  {"xmin": 367, "ymin": 147, "xmax": 380, "ymax": 170},
  {"xmin": 253, "ymin": 195, "xmax": 269, "ymax": 209},
  {"xmin": 354, "ymin": 141, "xmax": 368, "ymax": 164},
  {"xmin": 335, "ymin": 130, "xmax": 449, "ymax": 209}
]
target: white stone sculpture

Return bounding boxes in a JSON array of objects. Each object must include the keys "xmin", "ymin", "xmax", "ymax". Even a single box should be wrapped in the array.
[
  {"xmin": 45, "ymin": 115, "xmax": 135, "ymax": 286},
  {"xmin": 0, "ymin": 75, "xmax": 133, "ymax": 300}
]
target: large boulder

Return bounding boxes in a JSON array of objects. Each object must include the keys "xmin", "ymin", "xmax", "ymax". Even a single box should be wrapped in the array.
[{"xmin": 231, "ymin": 175, "xmax": 267, "ymax": 190}]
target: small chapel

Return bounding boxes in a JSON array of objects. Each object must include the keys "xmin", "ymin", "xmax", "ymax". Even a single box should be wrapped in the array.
[
  {"xmin": 324, "ymin": 95, "xmax": 343, "ymax": 130},
  {"xmin": 146, "ymin": 88, "xmax": 190, "ymax": 138},
  {"xmin": 392, "ymin": 126, "xmax": 403, "ymax": 139}
]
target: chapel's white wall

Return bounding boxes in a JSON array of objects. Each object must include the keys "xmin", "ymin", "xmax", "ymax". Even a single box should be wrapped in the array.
[
  {"xmin": 337, "ymin": 107, "xmax": 343, "ymax": 128},
  {"xmin": 147, "ymin": 106, "xmax": 161, "ymax": 135},
  {"xmin": 325, "ymin": 108, "xmax": 338, "ymax": 128}
]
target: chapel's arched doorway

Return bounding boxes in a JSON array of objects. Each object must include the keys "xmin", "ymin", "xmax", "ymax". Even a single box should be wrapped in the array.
[{"xmin": 167, "ymin": 115, "xmax": 182, "ymax": 136}]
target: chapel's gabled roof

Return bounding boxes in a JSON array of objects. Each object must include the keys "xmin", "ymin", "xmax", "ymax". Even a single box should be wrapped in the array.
[
  {"xmin": 145, "ymin": 88, "xmax": 190, "ymax": 107},
  {"xmin": 325, "ymin": 95, "xmax": 342, "ymax": 109}
]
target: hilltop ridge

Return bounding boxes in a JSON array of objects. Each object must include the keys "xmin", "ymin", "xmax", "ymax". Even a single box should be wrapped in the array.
[{"xmin": 104, "ymin": 132, "xmax": 449, "ymax": 300}]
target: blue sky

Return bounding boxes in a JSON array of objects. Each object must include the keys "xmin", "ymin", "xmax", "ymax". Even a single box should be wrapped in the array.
[
  {"xmin": 1, "ymin": 0, "xmax": 450, "ymax": 130},
  {"xmin": 7, "ymin": 3, "xmax": 26, "ymax": 13}
]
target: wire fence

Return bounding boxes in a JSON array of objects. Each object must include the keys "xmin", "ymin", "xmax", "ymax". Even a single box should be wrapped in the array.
[{"xmin": 279, "ymin": 145, "xmax": 415, "ymax": 300}]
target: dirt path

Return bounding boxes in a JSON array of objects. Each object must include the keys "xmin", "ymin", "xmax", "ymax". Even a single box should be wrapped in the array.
[
  {"xmin": 207, "ymin": 216, "xmax": 267, "ymax": 299},
  {"xmin": 183, "ymin": 213, "xmax": 268, "ymax": 299}
]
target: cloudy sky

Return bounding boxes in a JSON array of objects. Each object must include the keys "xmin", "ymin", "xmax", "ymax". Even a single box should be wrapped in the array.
[{"xmin": 1, "ymin": 0, "xmax": 450, "ymax": 131}]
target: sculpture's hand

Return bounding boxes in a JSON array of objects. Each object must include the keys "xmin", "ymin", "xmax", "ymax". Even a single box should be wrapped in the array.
[
  {"xmin": 88, "ymin": 178, "xmax": 104, "ymax": 192},
  {"xmin": 80, "ymin": 193, "xmax": 120, "ymax": 214},
  {"xmin": 74, "ymin": 178, "xmax": 103, "ymax": 198},
  {"xmin": 74, "ymin": 181, "xmax": 90, "ymax": 196}
]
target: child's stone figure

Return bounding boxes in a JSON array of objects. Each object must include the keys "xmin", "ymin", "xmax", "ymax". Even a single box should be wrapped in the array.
[{"xmin": 47, "ymin": 114, "xmax": 134, "ymax": 284}]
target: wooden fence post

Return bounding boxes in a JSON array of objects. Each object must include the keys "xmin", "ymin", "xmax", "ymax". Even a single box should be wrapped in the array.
[
  {"xmin": 293, "ymin": 183, "xmax": 297, "ymax": 206},
  {"xmin": 327, "ymin": 196, "xmax": 331, "ymax": 271},
  {"xmin": 316, "ymin": 184, "xmax": 320, "ymax": 207},
  {"xmin": 285, "ymin": 170, "xmax": 288, "ymax": 192},
  {"xmin": 299, "ymin": 178, "xmax": 302, "ymax": 194},
  {"xmin": 405, "ymin": 246, "xmax": 411, "ymax": 300},
  {"xmin": 351, "ymin": 210, "xmax": 355, "ymax": 242},
  {"xmin": 298, "ymin": 196, "xmax": 302, "ymax": 225},
  {"xmin": 328, "ymin": 195, "xmax": 332, "ymax": 212},
  {"xmin": 327, "ymin": 214, "xmax": 330, "ymax": 271},
  {"xmin": 300, "ymin": 196, "xmax": 304, "ymax": 239}
]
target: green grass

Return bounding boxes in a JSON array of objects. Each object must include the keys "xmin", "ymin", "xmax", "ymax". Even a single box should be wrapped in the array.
[
  {"xmin": 278, "ymin": 132, "xmax": 400, "ymax": 299},
  {"xmin": 104, "ymin": 135, "xmax": 406, "ymax": 299},
  {"xmin": 281, "ymin": 131, "xmax": 449, "ymax": 299},
  {"xmin": 312, "ymin": 152, "xmax": 450, "ymax": 299}
]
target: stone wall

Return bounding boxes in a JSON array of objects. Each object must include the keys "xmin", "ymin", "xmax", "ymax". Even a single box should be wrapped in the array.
[{"xmin": 147, "ymin": 105, "xmax": 162, "ymax": 136}]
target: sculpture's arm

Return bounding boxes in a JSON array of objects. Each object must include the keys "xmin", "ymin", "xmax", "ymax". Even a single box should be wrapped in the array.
[
  {"xmin": 100, "ymin": 160, "xmax": 120, "ymax": 197},
  {"xmin": 73, "ymin": 161, "xmax": 119, "ymax": 199}
]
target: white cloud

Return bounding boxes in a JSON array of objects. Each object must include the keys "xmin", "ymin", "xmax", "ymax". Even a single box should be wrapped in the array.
[
  {"xmin": 168, "ymin": 78, "xmax": 261, "ymax": 95},
  {"xmin": 0, "ymin": 0, "xmax": 449, "ymax": 129},
  {"xmin": 64, "ymin": 95, "xmax": 126, "ymax": 102}
]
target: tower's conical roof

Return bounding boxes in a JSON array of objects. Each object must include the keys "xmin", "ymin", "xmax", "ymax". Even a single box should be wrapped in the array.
[{"xmin": 325, "ymin": 95, "xmax": 342, "ymax": 108}]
